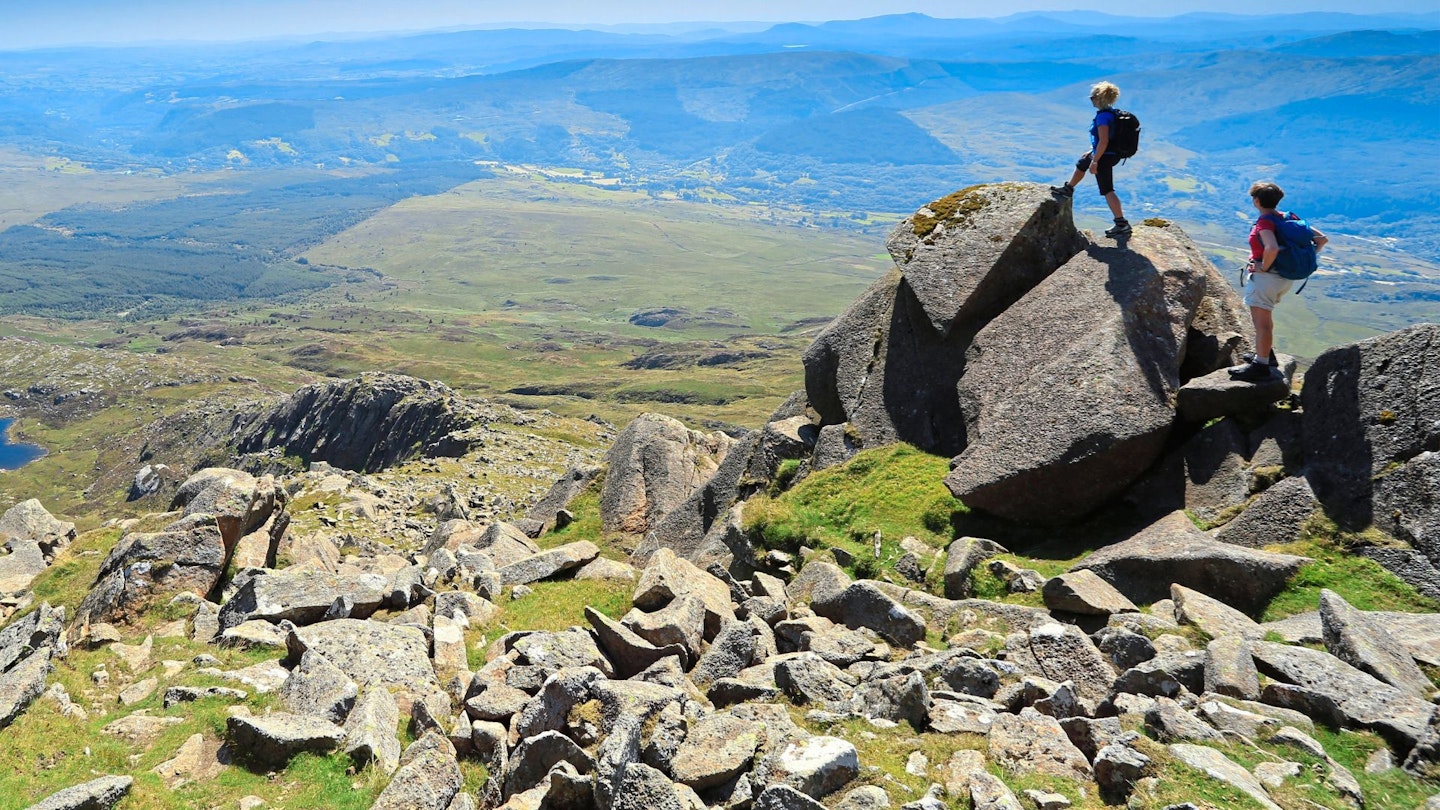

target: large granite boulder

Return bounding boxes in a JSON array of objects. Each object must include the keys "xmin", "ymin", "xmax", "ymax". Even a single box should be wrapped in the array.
[
  {"xmin": 287, "ymin": 619, "xmax": 445, "ymax": 716},
  {"xmin": 0, "ymin": 535, "xmax": 47, "ymax": 598},
  {"xmin": 945, "ymin": 223, "xmax": 1213, "ymax": 523},
  {"xmin": 601, "ymin": 413, "xmax": 733, "ymax": 536},
  {"xmin": 1301, "ymin": 324, "xmax": 1440, "ymax": 550},
  {"xmin": 218, "ymin": 569, "xmax": 392, "ymax": 630},
  {"xmin": 1073, "ymin": 511, "xmax": 1308, "ymax": 613},
  {"xmin": 805, "ymin": 184, "xmax": 1084, "ymax": 457},
  {"xmin": 0, "ymin": 499, "xmax": 75, "ymax": 562},
  {"xmin": 76, "ymin": 515, "xmax": 226, "ymax": 624},
  {"xmin": 170, "ymin": 468, "xmax": 282, "ymax": 553}
]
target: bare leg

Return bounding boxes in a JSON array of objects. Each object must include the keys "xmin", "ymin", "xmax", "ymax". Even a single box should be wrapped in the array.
[
  {"xmin": 1105, "ymin": 191, "xmax": 1124, "ymax": 220},
  {"xmin": 1067, "ymin": 168, "xmax": 1086, "ymax": 188},
  {"xmin": 1250, "ymin": 306, "xmax": 1275, "ymax": 359}
]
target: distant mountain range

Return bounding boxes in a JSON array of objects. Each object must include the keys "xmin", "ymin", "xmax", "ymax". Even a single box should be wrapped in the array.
[{"xmin": 0, "ymin": 11, "xmax": 1437, "ymax": 309}]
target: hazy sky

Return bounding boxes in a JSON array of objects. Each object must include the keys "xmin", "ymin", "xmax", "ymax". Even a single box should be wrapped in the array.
[{"xmin": 1, "ymin": 0, "xmax": 1427, "ymax": 49}]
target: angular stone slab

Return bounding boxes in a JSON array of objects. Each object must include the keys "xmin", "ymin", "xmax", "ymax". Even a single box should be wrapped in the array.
[
  {"xmin": 988, "ymin": 708, "xmax": 1092, "ymax": 782},
  {"xmin": 1042, "ymin": 570, "xmax": 1137, "ymax": 616},
  {"xmin": 497, "ymin": 541, "xmax": 599, "ymax": 588},
  {"xmin": 1176, "ymin": 360, "xmax": 1294, "ymax": 424},
  {"xmin": 345, "ymin": 684, "xmax": 402, "ymax": 775},
  {"xmin": 1073, "ymin": 511, "xmax": 1308, "ymax": 613},
  {"xmin": 217, "ymin": 569, "xmax": 391, "ymax": 631},
  {"xmin": 1168, "ymin": 744, "xmax": 1280, "ymax": 810},
  {"xmin": 1250, "ymin": 640, "xmax": 1433, "ymax": 750},
  {"xmin": 288, "ymin": 619, "xmax": 444, "ymax": 716},
  {"xmin": 24, "ymin": 775, "xmax": 133, "ymax": 810},
  {"xmin": 1172, "ymin": 584, "xmax": 1263, "ymax": 640},
  {"xmin": 0, "ymin": 645, "xmax": 52, "ymax": 730},
  {"xmin": 1214, "ymin": 476, "xmax": 1318, "ymax": 549},
  {"xmin": 670, "ymin": 713, "xmax": 764, "ymax": 790},
  {"xmin": 226, "ymin": 712, "xmax": 344, "ymax": 768},
  {"xmin": 1319, "ymin": 589, "xmax": 1432, "ymax": 699}
]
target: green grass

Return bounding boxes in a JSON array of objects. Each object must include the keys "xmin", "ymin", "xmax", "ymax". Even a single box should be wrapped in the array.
[
  {"xmin": 25, "ymin": 527, "xmax": 120, "ymax": 617},
  {"xmin": 0, "ymin": 630, "xmax": 395, "ymax": 810},
  {"xmin": 474, "ymin": 577, "xmax": 634, "ymax": 661},
  {"xmin": 1261, "ymin": 516, "xmax": 1440, "ymax": 622},
  {"xmin": 741, "ymin": 444, "xmax": 964, "ymax": 580}
]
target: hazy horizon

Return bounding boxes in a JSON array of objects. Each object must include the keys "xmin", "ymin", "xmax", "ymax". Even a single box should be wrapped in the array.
[{"xmin": 3, "ymin": 0, "xmax": 1435, "ymax": 50}]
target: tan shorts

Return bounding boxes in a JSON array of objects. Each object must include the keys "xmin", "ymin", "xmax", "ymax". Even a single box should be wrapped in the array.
[{"xmin": 1244, "ymin": 271, "xmax": 1293, "ymax": 311}]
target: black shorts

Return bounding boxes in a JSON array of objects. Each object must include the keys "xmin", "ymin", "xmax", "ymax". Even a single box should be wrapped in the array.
[{"xmin": 1075, "ymin": 153, "xmax": 1122, "ymax": 196}]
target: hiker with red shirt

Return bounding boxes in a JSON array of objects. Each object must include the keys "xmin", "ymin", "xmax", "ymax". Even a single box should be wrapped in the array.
[
  {"xmin": 1230, "ymin": 181, "xmax": 1329, "ymax": 382},
  {"xmin": 1051, "ymin": 81, "xmax": 1130, "ymax": 238}
]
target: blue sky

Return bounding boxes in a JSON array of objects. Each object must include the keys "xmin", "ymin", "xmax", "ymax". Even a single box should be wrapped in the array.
[{"xmin": 1, "ymin": 0, "xmax": 1428, "ymax": 48}]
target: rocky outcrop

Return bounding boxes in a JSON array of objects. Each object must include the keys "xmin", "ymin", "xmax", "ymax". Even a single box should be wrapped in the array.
[
  {"xmin": 229, "ymin": 373, "xmax": 490, "ymax": 472},
  {"xmin": 0, "ymin": 499, "xmax": 75, "ymax": 563},
  {"xmin": 600, "ymin": 413, "xmax": 733, "ymax": 536},
  {"xmin": 945, "ymin": 224, "xmax": 1211, "ymax": 523},
  {"xmin": 805, "ymin": 184, "xmax": 1084, "ymax": 457},
  {"xmin": 170, "ymin": 468, "xmax": 283, "ymax": 554}
]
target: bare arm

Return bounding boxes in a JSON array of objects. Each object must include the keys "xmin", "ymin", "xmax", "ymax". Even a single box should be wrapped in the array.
[
  {"xmin": 1311, "ymin": 227, "xmax": 1329, "ymax": 252},
  {"xmin": 1258, "ymin": 229, "xmax": 1280, "ymax": 271}
]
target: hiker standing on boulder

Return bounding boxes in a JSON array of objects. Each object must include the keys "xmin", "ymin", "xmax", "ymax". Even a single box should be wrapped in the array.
[
  {"xmin": 1051, "ymin": 81, "xmax": 1133, "ymax": 238},
  {"xmin": 1230, "ymin": 181, "xmax": 1328, "ymax": 382}
]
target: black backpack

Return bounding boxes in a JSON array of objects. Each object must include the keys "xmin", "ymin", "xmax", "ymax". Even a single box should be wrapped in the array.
[{"xmin": 1107, "ymin": 109, "xmax": 1141, "ymax": 159}]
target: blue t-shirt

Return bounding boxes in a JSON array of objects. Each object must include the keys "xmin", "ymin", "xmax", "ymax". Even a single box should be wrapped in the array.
[{"xmin": 1090, "ymin": 109, "xmax": 1117, "ymax": 154}]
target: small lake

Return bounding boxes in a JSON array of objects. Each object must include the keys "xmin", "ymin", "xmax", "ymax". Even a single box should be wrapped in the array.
[{"xmin": 0, "ymin": 418, "xmax": 45, "ymax": 470}]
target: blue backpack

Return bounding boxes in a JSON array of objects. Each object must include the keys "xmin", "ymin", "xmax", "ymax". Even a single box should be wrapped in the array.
[{"xmin": 1262, "ymin": 212, "xmax": 1320, "ymax": 290}]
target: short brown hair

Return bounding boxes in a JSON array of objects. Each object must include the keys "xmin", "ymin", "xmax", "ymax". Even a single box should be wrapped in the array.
[{"xmin": 1249, "ymin": 181, "xmax": 1284, "ymax": 209}]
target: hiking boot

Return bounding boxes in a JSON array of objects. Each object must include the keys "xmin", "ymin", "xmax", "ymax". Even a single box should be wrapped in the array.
[
  {"xmin": 1228, "ymin": 360, "xmax": 1277, "ymax": 382},
  {"xmin": 1050, "ymin": 183, "xmax": 1074, "ymax": 198},
  {"xmin": 1105, "ymin": 220, "xmax": 1132, "ymax": 237},
  {"xmin": 1240, "ymin": 349, "xmax": 1278, "ymax": 366}
]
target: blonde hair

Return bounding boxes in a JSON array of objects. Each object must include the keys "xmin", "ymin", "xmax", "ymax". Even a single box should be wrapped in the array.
[{"xmin": 1090, "ymin": 81, "xmax": 1120, "ymax": 108}]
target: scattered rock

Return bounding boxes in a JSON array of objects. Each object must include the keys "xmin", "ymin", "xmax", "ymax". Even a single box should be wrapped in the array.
[
  {"xmin": 1042, "ymin": 570, "xmax": 1137, "ymax": 615},
  {"xmin": 1073, "ymin": 511, "xmax": 1308, "ymax": 612},
  {"xmin": 987, "ymin": 708, "xmax": 1092, "ymax": 781},
  {"xmin": 23, "ymin": 775, "xmax": 133, "ymax": 810},
  {"xmin": 1319, "ymin": 588, "xmax": 1432, "ymax": 698},
  {"xmin": 226, "ymin": 712, "xmax": 345, "ymax": 768}
]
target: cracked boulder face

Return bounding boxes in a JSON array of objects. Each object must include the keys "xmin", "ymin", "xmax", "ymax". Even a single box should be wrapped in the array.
[
  {"xmin": 945, "ymin": 224, "xmax": 1212, "ymax": 524},
  {"xmin": 1302, "ymin": 324, "xmax": 1440, "ymax": 566},
  {"xmin": 803, "ymin": 183, "xmax": 1085, "ymax": 458}
]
